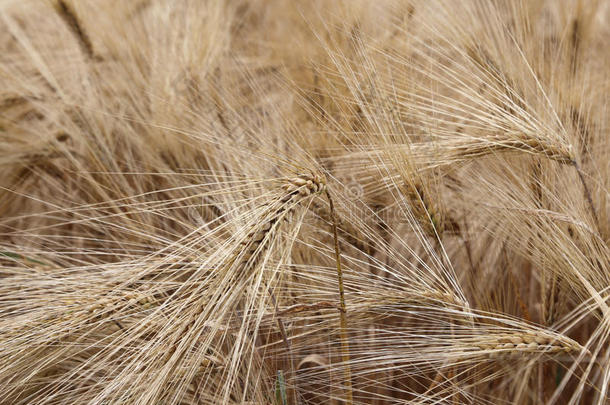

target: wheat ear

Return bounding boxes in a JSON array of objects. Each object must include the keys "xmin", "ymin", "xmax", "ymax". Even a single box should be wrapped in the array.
[
  {"xmin": 236, "ymin": 173, "xmax": 327, "ymax": 267},
  {"xmin": 123, "ymin": 173, "xmax": 329, "ymax": 402},
  {"xmin": 473, "ymin": 331, "xmax": 583, "ymax": 357},
  {"xmin": 233, "ymin": 172, "xmax": 328, "ymax": 403}
]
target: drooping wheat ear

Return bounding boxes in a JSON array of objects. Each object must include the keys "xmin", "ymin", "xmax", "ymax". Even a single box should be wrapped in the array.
[
  {"xmin": 236, "ymin": 173, "xmax": 327, "ymax": 267},
  {"xmin": 472, "ymin": 331, "xmax": 583, "ymax": 357},
  {"xmin": 5, "ymin": 288, "xmax": 157, "ymax": 340},
  {"xmin": 237, "ymin": 172, "xmax": 352, "ymax": 404},
  {"xmin": 60, "ymin": 290, "xmax": 156, "ymax": 320},
  {"xmin": 349, "ymin": 135, "xmax": 574, "ymax": 172},
  {"xmin": 399, "ymin": 179, "xmax": 446, "ymax": 239},
  {"xmin": 145, "ymin": 173, "xmax": 329, "ymax": 402}
]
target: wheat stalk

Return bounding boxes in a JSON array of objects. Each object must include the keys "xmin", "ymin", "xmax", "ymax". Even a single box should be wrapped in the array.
[{"xmin": 53, "ymin": 0, "xmax": 97, "ymax": 60}]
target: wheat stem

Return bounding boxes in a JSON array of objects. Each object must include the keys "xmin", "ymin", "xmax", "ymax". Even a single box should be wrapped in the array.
[
  {"xmin": 325, "ymin": 189, "xmax": 353, "ymax": 405},
  {"xmin": 572, "ymin": 160, "xmax": 600, "ymax": 230},
  {"xmin": 54, "ymin": 0, "xmax": 98, "ymax": 60},
  {"xmin": 268, "ymin": 290, "xmax": 298, "ymax": 405}
]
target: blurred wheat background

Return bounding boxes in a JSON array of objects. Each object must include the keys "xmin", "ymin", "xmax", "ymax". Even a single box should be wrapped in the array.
[{"xmin": 0, "ymin": 0, "xmax": 608, "ymax": 404}]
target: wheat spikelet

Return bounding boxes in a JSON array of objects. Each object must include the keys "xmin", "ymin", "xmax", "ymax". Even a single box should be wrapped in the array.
[{"xmin": 235, "ymin": 173, "xmax": 326, "ymax": 266}]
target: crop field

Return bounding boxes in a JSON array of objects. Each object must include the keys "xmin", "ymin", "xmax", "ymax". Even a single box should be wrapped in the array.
[{"xmin": 0, "ymin": 1, "xmax": 608, "ymax": 404}]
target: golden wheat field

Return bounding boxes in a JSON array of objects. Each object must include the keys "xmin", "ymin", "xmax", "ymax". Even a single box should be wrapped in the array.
[{"xmin": 0, "ymin": 0, "xmax": 609, "ymax": 404}]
